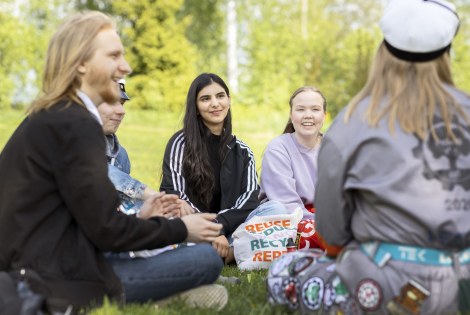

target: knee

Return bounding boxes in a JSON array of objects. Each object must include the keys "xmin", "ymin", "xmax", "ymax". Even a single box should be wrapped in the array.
[{"xmin": 196, "ymin": 244, "xmax": 224, "ymax": 280}]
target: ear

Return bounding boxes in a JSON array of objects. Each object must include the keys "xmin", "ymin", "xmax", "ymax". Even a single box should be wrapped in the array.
[{"xmin": 77, "ymin": 64, "xmax": 87, "ymax": 75}]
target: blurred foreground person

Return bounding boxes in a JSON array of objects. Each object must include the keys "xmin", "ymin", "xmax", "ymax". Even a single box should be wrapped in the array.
[
  {"xmin": 0, "ymin": 11, "xmax": 225, "ymax": 313},
  {"xmin": 275, "ymin": 0, "xmax": 470, "ymax": 314}
]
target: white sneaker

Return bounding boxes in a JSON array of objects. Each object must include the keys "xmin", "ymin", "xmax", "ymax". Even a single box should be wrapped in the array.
[{"xmin": 179, "ymin": 284, "xmax": 228, "ymax": 310}]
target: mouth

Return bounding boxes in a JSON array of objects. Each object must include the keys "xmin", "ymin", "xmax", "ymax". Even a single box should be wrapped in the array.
[
  {"xmin": 301, "ymin": 122, "xmax": 314, "ymax": 126},
  {"xmin": 210, "ymin": 110, "xmax": 223, "ymax": 115}
]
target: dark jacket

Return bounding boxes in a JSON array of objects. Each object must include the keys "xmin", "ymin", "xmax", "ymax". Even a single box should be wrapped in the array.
[
  {"xmin": 160, "ymin": 131, "xmax": 260, "ymax": 235},
  {"xmin": 0, "ymin": 101, "xmax": 187, "ymax": 308}
]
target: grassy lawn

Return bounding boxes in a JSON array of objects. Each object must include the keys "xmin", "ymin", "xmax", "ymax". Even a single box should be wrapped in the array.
[{"xmin": 89, "ymin": 266, "xmax": 288, "ymax": 315}]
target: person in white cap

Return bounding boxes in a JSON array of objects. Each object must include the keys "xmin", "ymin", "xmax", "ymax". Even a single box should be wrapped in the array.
[
  {"xmin": 313, "ymin": 0, "xmax": 470, "ymax": 313},
  {"xmin": 267, "ymin": 0, "xmax": 470, "ymax": 314}
]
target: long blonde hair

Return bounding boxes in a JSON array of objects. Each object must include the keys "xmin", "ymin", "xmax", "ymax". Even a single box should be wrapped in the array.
[
  {"xmin": 28, "ymin": 11, "xmax": 115, "ymax": 114},
  {"xmin": 344, "ymin": 43, "xmax": 466, "ymax": 140}
]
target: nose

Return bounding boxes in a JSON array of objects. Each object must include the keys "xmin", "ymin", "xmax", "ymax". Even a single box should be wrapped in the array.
[
  {"xmin": 210, "ymin": 97, "xmax": 219, "ymax": 107},
  {"xmin": 304, "ymin": 110, "xmax": 313, "ymax": 118},
  {"xmin": 116, "ymin": 103, "xmax": 125, "ymax": 115},
  {"xmin": 119, "ymin": 56, "xmax": 132, "ymax": 75}
]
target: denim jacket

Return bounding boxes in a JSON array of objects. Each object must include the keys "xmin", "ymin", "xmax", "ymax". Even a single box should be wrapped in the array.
[{"xmin": 106, "ymin": 135, "xmax": 146, "ymax": 214}]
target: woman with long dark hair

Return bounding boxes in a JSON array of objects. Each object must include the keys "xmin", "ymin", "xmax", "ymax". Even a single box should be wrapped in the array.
[{"xmin": 161, "ymin": 73, "xmax": 261, "ymax": 262}]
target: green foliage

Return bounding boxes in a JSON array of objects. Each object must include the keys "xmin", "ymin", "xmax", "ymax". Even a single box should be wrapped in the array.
[
  {"xmin": 112, "ymin": 0, "xmax": 198, "ymax": 111},
  {"xmin": 2, "ymin": 0, "xmax": 470, "ymax": 114},
  {"xmin": 180, "ymin": 0, "xmax": 227, "ymax": 75},
  {"xmin": 238, "ymin": 0, "xmax": 384, "ymax": 116}
]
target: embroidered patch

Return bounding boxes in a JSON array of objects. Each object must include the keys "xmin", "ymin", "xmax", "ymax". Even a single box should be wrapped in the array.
[
  {"xmin": 267, "ymin": 277, "xmax": 285, "ymax": 304},
  {"xmin": 289, "ymin": 256, "xmax": 314, "ymax": 276},
  {"xmin": 283, "ymin": 277, "xmax": 300, "ymax": 309},
  {"xmin": 355, "ymin": 279, "xmax": 382, "ymax": 311},
  {"xmin": 332, "ymin": 275, "xmax": 349, "ymax": 304},
  {"xmin": 323, "ymin": 282, "xmax": 335, "ymax": 308},
  {"xmin": 270, "ymin": 253, "xmax": 295, "ymax": 276},
  {"xmin": 301, "ymin": 277, "xmax": 324, "ymax": 311}
]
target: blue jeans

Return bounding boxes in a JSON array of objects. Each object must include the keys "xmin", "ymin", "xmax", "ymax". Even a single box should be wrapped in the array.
[
  {"xmin": 106, "ymin": 243, "xmax": 223, "ymax": 302},
  {"xmin": 245, "ymin": 200, "xmax": 288, "ymax": 222}
]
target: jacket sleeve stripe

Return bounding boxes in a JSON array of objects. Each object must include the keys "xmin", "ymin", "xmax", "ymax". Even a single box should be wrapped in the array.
[
  {"xmin": 218, "ymin": 140, "xmax": 258, "ymax": 214},
  {"xmin": 169, "ymin": 133, "xmax": 200, "ymax": 212}
]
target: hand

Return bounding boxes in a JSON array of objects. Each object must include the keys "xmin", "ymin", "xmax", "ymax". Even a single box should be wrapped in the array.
[
  {"xmin": 212, "ymin": 235, "xmax": 230, "ymax": 258},
  {"xmin": 138, "ymin": 192, "xmax": 180, "ymax": 219},
  {"xmin": 181, "ymin": 213, "xmax": 223, "ymax": 243},
  {"xmin": 178, "ymin": 200, "xmax": 195, "ymax": 216}
]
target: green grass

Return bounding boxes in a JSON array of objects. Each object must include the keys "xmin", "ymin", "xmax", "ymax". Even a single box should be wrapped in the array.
[{"xmin": 88, "ymin": 267, "xmax": 289, "ymax": 315}]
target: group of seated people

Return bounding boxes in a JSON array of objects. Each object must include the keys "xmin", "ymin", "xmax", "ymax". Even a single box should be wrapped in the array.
[
  {"xmin": 1, "ymin": 0, "xmax": 469, "ymax": 314},
  {"xmin": 106, "ymin": 75, "xmax": 326, "ymax": 263}
]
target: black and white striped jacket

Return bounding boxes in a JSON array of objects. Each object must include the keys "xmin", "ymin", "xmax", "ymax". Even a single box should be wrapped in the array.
[{"xmin": 160, "ymin": 131, "xmax": 260, "ymax": 235}]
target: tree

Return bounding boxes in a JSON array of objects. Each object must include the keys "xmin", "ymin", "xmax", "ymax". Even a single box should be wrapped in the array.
[
  {"xmin": 179, "ymin": 0, "xmax": 226, "ymax": 76},
  {"xmin": 112, "ymin": 0, "xmax": 198, "ymax": 111},
  {"xmin": 237, "ymin": 0, "xmax": 383, "ymax": 115}
]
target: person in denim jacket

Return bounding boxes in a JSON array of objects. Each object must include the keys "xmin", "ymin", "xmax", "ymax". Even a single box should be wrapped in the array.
[{"xmin": 100, "ymin": 80, "xmax": 178, "ymax": 217}]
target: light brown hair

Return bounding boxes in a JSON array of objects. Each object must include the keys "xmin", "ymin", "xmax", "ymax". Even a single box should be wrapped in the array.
[
  {"xmin": 344, "ymin": 43, "xmax": 466, "ymax": 141},
  {"xmin": 28, "ymin": 11, "xmax": 115, "ymax": 114}
]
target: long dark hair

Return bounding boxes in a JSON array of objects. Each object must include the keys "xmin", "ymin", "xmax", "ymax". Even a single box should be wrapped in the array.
[
  {"xmin": 283, "ymin": 86, "xmax": 327, "ymax": 133},
  {"xmin": 182, "ymin": 73, "xmax": 233, "ymax": 208}
]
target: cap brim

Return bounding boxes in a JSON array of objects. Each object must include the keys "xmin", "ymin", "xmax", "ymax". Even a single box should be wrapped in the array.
[{"xmin": 120, "ymin": 91, "xmax": 130, "ymax": 101}]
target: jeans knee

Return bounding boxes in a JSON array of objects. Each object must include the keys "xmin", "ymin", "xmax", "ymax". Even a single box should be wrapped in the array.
[{"xmin": 196, "ymin": 244, "xmax": 223, "ymax": 281}]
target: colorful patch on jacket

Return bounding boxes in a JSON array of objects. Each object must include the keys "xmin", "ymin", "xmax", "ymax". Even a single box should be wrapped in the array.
[
  {"xmin": 355, "ymin": 279, "xmax": 382, "ymax": 311},
  {"xmin": 301, "ymin": 277, "xmax": 324, "ymax": 311}
]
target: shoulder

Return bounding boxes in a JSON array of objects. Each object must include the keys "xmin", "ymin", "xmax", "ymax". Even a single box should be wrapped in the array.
[
  {"xmin": 30, "ymin": 101, "xmax": 101, "ymax": 137},
  {"xmin": 117, "ymin": 143, "xmax": 129, "ymax": 158},
  {"xmin": 164, "ymin": 130, "xmax": 186, "ymax": 157},
  {"xmin": 445, "ymin": 84, "xmax": 470, "ymax": 107},
  {"xmin": 231, "ymin": 136, "xmax": 255, "ymax": 158},
  {"xmin": 167, "ymin": 130, "xmax": 185, "ymax": 144},
  {"xmin": 266, "ymin": 133, "xmax": 292, "ymax": 151}
]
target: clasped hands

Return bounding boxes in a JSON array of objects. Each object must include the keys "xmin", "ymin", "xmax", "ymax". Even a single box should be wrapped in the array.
[{"xmin": 138, "ymin": 192, "xmax": 223, "ymax": 243}]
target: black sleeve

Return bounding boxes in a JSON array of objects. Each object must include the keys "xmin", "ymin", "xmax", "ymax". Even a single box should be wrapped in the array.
[
  {"xmin": 216, "ymin": 142, "xmax": 261, "ymax": 235},
  {"xmin": 54, "ymin": 114, "xmax": 187, "ymax": 251},
  {"xmin": 160, "ymin": 131, "xmax": 201, "ymax": 212}
]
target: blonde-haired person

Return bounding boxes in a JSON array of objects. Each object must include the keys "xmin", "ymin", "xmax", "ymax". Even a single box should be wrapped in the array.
[
  {"xmin": 313, "ymin": 0, "xmax": 470, "ymax": 313},
  {"xmin": 0, "ymin": 11, "xmax": 225, "ymax": 312},
  {"xmin": 259, "ymin": 86, "xmax": 326, "ymax": 221}
]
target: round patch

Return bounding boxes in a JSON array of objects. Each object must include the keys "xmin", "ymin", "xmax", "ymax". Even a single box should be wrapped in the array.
[
  {"xmin": 270, "ymin": 253, "xmax": 295, "ymax": 276},
  {"xmin": 289, "ymin": 256, "xmax": 314, "ymax": 276},
  {"xmin": 301, "ymin": 277, "xmax": 324, "ymax": 311},
  {"xmin": 355, "ymin": 279, "xmax": 382, "ymax": 311}
]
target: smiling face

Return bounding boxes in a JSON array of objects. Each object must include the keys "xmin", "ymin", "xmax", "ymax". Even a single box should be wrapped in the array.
[
  {"xmin": 78, "ymin": 27, "xmax": 131, "ymax": 105},
  {"xmin": 290, "ymin": 90, "xmax": 325, "ymax": 147},
  {"xmin": 98, "ymin": 100, "xmax": 126, "ymax": 135},
  {"xmin": 196, "ymin": 82, "xmax": 230, "ymax": 135}
]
